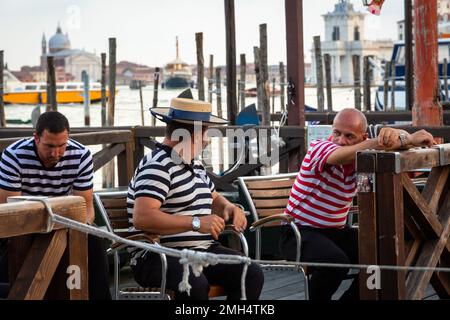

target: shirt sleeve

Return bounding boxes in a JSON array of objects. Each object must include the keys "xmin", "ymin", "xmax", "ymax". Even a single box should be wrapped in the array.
[
  {"xmin": 133, "ymin": 161, "xmax": 171, "ymax": 204},
  {"xmin": 73, "ymin": 148, "xmax": 94, "ymax": 191},
  {"xmin": 0, "ymin": 148, "xmax": 22, "ymax": 192},
  {"xmin": 307, "ymin": 140, "xmax": 340, "ymax": 174}
]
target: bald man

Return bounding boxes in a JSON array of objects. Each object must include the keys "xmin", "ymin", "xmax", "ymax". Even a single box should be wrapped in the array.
[{"xmin": 280, "ymin": 108, "xmax": 434, "ymax": 300}]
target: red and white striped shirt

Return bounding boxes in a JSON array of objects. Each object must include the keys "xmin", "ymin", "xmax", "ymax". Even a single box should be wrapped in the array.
[{"xmin": 284, "ymin": 139, "xmax": 356, "ymax": 229}]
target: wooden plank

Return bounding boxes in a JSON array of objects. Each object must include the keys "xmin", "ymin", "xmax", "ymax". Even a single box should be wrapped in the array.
[
  {"xmin": 257, "ymin": 208, "xmax": 286, "ymax": 217},
  {"xmin": 430, "ymin": 245, "xmax": 450, "ymax": 298},
  {"xmin": 102, "ymin": 197, "xmax": 127, "ymax": 208},
  {"xmin": 399, "ymin": 148, "xmax": 440, "ymax": 172},
  {"xmin": 246, "ymin": 178, "xmax": 295, "ymax": 189},
  {"xmin": 8, "ymin": 235, "xmax": 33, "ymax": 284},
  {"xmin": 0, "ymin": 196, "xmax": 87, "ymax": 238},
  {"xmin": 8, "ymin": 230, "xmax": 67, "ymax": 300},
  {"xmin": 92, "ymin": 143, "xmax": 125, "ymax": 173},
  {"xmin": 352, "ymin": 55, "xmax": 362, "ymax": 111},
  {"xmin": 402, "ymin": 173, "xmax": 443, "ymax": 237},
  {"xmin": 407, "ymin": 192, "xmax": 450, "ymax": 299},
  {"xmin": 108, "ymin": 38, "xmax": 117, "ymax": 126},
  {"xmin": 68, "ymin": 228, "xmax": 88, "ymax": 300},
  {"xmin": 376, "ymin": 172, "xmax": 406, "ymax": 299},
  {"xmin": 107, "ymin": 208, "xmax": 128, "ymax": 219},
  {"xmin": 249, "ymin": 188, "xmax": 291, "ymax": 198},
  {"xmin": 110, "ymin": 219, "xmax": 131, "ymax": 229},
  {"xmin": 117, "ymin": 140, "xmax": 134, "ymax": 187},
  {"xmin": 253, "ymin": 198, "xmax": 288, "ymax": 208},
  {"xmin": 356, "ymin": 152, "xmax": 378, "ymax": 300},
  {"xmin": 72, "ymin": 130, "xmax": 132, "ymax": 146},
  {"xmin": 405, "ymin": 239, "xmax": 421, "ymax": 267},
  {"xmin": 421, "ymin": 166, "xmax": 450, "ymax": 214}
]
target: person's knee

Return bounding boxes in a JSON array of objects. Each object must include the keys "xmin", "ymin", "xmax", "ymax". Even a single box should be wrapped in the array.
[
  {"xmin": 245, "ymin": 264, "xmax": 264, "ymax": 299},
  {"xmin": 184, "ymin": 277, "xmax": 209, "ymax": 300}
]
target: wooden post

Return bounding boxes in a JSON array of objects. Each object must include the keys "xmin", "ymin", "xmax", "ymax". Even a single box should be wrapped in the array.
[
  {"xmin": 313, "ymin": 36, "xmax": 325, "ymax": 112},
  {"xmin": 139, "ymin": 81, "xmax": 144, "ymax": 126},
  {"xmin": 239, "ymin": 53, "xmax": 246, "ymax": 111},
  {"xmin": 0, "ymin": 50, "xmax": 5, "ymax": 127},
  {"xmin": 391, "ymin": 61, "xmax": 396, "ymax": 111},
  {"xmin": 357, "ymin": 152, "xmax": 379, "ymax": 300},
  {"xmin": 46, "ymin": 56, "xmax": 57, "ymax": 112},
  {"xmin": 82, "ymin": 70, "xmax": 90, "ymax": 126},
  {"xmin": 208, "ymin": 55, "xmax": 214, "ymax": 103},
  {"xmin": 444, "ymin": 58, "xmax": 448, "ymax": 101},
  {"xmin": 215, "ymin": 67, "xmax": 224, "ymax": 173},
  {"xmin": 353, "ymin": 55, "xmax": 362, "ymax": 111},
  {"xmin": 324, "ymin": 53, "xmax": 332, "ymax": 112},
  {"xmin": 259, "ymin": 23, "xmax": 270, "ymax": 126},
  {"xmin": 363, "ymin": 56, "xmax": 371, "ymax": 112},
  {"xmin": 108, "ymin": 38, "xmax": 116, "ymax": 126},
  {"xmin": 195, "ymin": 32, "xmax": 205, "ymax": 101},
  {"xmin": 224, "ymin": 0, "xmax": 238, "ymax": 124},
  {"xmin": 271, "ymin": 77, "xmax": 276, "ymax": 115},
  {"xmin": 405, "ymin": 0, "xmax": 414, "ymax": 110},
  {"xmin": 101, "ymin": 53, "xmax": 107, "ymax": 127},
  {"xmin": 279, "ymin": 61, "xmax": 285, "ymax": 112},
  {"xmin": 254, "ymin": 46, "xmax": 263, "ymax": 113},
  {"xmin": 152, "ymin": 67, "xmax": 160, "ymax": 127},
  {"xmin": 413, "ymin": 0, "xmax": 443, "ymax": 126},
  {"xmin": 104, "ymin": 38, "xmax": 116, "ymax": 188},
  {"xmin": 383, "ymin": 61, "xmax": 390, "ymax": 111},
  {"xmin": 285, "ymin": 0, "xmax": 305, "ymax": 172}
]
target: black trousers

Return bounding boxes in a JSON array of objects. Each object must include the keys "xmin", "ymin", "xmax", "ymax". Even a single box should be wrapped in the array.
[
  {"xmin": 279, "ymin": 225, "xmax": 359, "ymax": 300},
  {"xmin": 0, "ymin": 235, "xmax": 111, "ymax": 300},
  {"xmin": 132, "ymin": 243, "xmax": 264, "ymax": 300}
]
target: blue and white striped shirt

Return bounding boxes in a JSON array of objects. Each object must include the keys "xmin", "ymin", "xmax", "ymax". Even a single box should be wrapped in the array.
[
  {"xmin": 0, "ymin": 137, "xmax": 93, "ymax": 196},
  {"xmin": 127, "ymin": 143, "xmax": 215, "ymax": 256}
]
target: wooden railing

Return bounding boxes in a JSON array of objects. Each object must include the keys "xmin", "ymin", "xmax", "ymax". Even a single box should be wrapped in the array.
[
  {"xmin": 0, "ymin": 196, "xmax": 88, "ymax": 299},
  {"xmin": 357, "ymin": 145, "xmax": 450, "ymax": 300}
]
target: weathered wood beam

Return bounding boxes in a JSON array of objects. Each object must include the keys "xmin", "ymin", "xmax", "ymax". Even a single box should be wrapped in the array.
[
  {"xmin": 421, "ymin": 166, "xmax": 450, "ymax": 214},
  {"xmin": 356, "ymin": 151, "xmax": 379, "ymax": 300},
  {"xmin": 92, "ymin": 143, "xmax": 125, "ymax": 172},
  {"xmin": 7, "ymin": 230, "xmax": 67, "ymax": 300},
  {"xmin": 406, "ymin": 191, "xmax": 450, "ymax": 299},
  {"xmin": 0, "ymin": 196, "xmax": 87, "ymax": 238}
]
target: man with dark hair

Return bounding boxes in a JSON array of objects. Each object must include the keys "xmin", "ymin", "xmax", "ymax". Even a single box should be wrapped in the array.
[
  {"xmin": 127, "ymin": 97, "xmax": 264, "ymax": 300},
  {"xmin": 0, "ymin": 111, "xmax": 111, "ymax": 300}
]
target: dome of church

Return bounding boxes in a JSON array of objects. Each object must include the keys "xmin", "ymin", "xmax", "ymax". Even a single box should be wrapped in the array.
[{"xmin": 49, "ymin": 25, "xmax": 71, "ymax": 52}]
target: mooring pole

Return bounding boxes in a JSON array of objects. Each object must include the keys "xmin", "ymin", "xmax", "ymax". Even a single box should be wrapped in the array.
[
  {"xmin": 413, "ymin": 0, "xmax": 442, "ymax": 127},
  {"xmin": 285, "ymin": 0, "xmax": 305, "ymax": 172}
]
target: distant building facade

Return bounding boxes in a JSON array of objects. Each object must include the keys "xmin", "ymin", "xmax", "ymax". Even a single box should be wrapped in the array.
[
  {"xmin": 40, "ymin": 24, "xmax": 101, "ymax": 82},
  {"xmin": 310, "ymin": 0, "xmax": 393, "ymax": 85}
]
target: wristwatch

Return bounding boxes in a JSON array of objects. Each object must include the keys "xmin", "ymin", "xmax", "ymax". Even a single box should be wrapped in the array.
[
  {"xmin": 192, "ymin": 216, "xmax": 201, "ymax": 231},
  {"xmin": 399, "ymin": 132, "xmax": 408, "ymax": 148}
]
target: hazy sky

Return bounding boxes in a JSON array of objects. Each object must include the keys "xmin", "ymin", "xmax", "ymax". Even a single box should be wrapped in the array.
[{"xmin": 1, "ymin": 0, "xmax": 404, "ymax": 70}]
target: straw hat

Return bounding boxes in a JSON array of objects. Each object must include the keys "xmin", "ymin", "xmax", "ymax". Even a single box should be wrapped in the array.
[{"xmin": 149, "ymin": 97, "xmax": 228, "ymax": 125}]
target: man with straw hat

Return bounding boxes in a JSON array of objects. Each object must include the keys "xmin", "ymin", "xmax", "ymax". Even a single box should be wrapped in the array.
[{"xmin": 127, "ymin": 91, "xmax": 264, "ymax": 300}]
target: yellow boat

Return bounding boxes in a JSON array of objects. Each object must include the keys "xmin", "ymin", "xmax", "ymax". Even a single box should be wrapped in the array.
[{"xmin": 3, "ymin": 70, "xmax": 113, "ymax": 105}]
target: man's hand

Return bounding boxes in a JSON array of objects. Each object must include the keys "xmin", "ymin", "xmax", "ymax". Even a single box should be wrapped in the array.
[
  {"xmin": 408, "ymin": 129, "xmax": 436, "ymax": 148},
  {"xmin": 222, "ymin": 204, "xmax": 247, "ymax": 233},
  {"xmin": 377, "ymin": 127, "xmax": 400, "ymax": 149},
  {"xmin": 378, "ymin": 128, "xmax": 435, "ymax": 150},
  {"xmin": 199, "ymin": 215, "xmax": 225, "ymax": 240}
]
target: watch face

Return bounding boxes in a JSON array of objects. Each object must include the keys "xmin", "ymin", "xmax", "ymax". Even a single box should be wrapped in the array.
[{"xmin": 192, "ymin": 217, "xmax": 200, "ymax": 230}]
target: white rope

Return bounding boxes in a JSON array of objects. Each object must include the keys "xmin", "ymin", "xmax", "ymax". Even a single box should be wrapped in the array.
[
  {"xmin": 16, "ymin": 197, "xmax": 450, "ymax": 299},
  {"xmin": 19, "ymin": 197, "xmax": 252, "ymax": 298}
]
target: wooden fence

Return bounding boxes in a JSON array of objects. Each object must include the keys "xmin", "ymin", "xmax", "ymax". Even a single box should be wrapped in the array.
[
  {"xmin": 357, "ymin": 145, "xmax": 450, "ymax": 300},
  {"xmin": 0, "ymin": 196, "xmax": 88, "ymax": 299}
]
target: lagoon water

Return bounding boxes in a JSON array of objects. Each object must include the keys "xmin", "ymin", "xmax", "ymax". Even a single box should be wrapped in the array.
[{"xmin": 4, "ymin": 85, "xmax": 370, "ymax": 190}]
